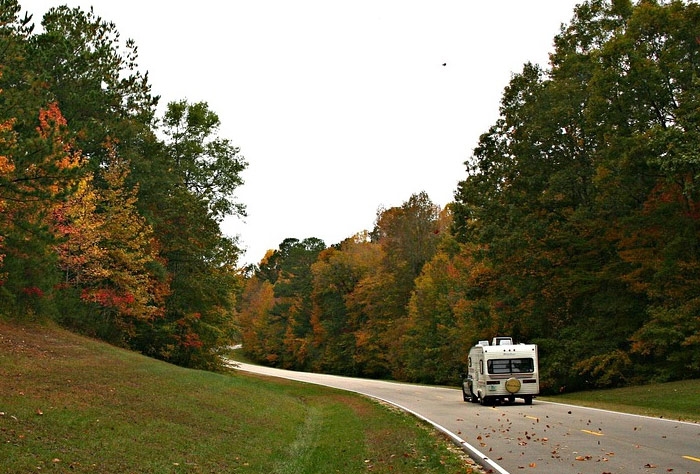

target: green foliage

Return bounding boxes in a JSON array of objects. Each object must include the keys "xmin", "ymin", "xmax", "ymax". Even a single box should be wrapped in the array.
[
  {"xmin": 162, "ymin": 100, "xmax": 246, "ymax": 219},
  {"xmin": 129, "ymin": 99, "xmax": 248, "ymax": 369},
  {"xmin": 451, "ymin": 0, "xmax": 700, "ymax": 390},
  {"xmin": 28, "ymin": 4, "xmax": 157, "ymax": 165},
  {"xmin": 0, "ymin": 3, "xmax": 246, "ymax": 370}
]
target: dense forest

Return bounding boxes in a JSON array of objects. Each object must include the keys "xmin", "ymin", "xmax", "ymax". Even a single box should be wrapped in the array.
[
  {"xmin": 2, "ymin": 0, "xmax": 698, "ymax": 393},
  {"xmin": 238, "ymin": 0, "xmax": 700, "ymax": 392},
  {"xmin": 0, "ymin": 0, "xmax": 246, "ymax": 369}
]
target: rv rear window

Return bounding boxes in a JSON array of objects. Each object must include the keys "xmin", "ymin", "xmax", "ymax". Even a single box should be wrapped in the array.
[{"xmin": 487, "ymin": 358, "xmax": 534, "ymax": 374}]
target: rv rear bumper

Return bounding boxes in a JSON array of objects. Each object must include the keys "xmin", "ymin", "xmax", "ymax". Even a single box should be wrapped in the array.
[{"xmin": 484, "ymin": 384, "xmax": 539, "ymax": 397}]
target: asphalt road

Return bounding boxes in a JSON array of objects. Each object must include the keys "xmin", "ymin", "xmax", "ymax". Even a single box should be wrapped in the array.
[{"xmin": 230, "ymin": 361, "xmax": 700, "ymax": 474}]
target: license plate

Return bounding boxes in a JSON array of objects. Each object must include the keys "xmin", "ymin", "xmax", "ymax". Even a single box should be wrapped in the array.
[{"xmin": 489, "ymin": 386, "xmax": 497, "ymax": 391}]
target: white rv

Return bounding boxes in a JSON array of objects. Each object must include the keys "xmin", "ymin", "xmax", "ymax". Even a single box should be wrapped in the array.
[{"xmin": 461, "ymin": 337, "xmax": 539, "ymax": 405}]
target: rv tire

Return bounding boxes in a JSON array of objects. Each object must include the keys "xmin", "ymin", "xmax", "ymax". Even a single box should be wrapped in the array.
[
  {"xmin": 461, "ymin": 385, "xmax": 470, "ymax": 402},
  {"xmin": 524, "ymin": 396, "xmax": 533, "ymax": 405},
  {"xmin": 507, "ymin": 396, "xmax": 515, "ymax": 404}
]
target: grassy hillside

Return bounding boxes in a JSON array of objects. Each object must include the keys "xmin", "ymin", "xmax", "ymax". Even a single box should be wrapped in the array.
[
  {"xmin": 540, "ymin": 379, "xmax": 700, "ymax": 422},
  {"xmin": 0, "ymin": 319, "xmax": 478, "ymax": 473}
]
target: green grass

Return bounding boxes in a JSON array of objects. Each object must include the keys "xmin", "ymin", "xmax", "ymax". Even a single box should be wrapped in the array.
[
  {"xmin": 0, "ymin": 320, "xmax": 477, "ymax": 473},
  {"xmin": 540, "ymin": 379, "xmax": 700, "ymax": 422}
]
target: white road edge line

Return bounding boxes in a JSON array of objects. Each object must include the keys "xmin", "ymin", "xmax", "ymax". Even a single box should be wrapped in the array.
[
  {"xmin": 232, "ymin": 364, "xmax": 510, "ymax": 474},
  {"xmin": 539, "ymin": 400, "xmax": 699, "ymax": 426},
  {"xmin": 348, "ymin": 390, "xmax": 511, "ymax": 474}
]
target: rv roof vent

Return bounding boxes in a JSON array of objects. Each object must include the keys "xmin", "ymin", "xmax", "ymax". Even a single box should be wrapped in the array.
[
  {"xmin": 492, "ymin": 337, "xmax": 513, "ymax": 346},
  {"xmin": 478, "ymin": 340, "xmax": 489, "ymax": 346}
]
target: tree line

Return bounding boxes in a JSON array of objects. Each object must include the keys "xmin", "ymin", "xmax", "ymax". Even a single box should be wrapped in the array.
[
  {"xmin": 238, "ymin": 0, "xmax": 700, "ymax": 392},
  {"xmin": 0, "ymin": 1, "xmax": 246, "ymax": 369},
  {"xmin": 2, "ymin": 0, "xmax": 698, "ymax": 389}
]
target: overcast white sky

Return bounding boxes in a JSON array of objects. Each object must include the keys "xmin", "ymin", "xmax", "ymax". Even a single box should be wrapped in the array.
[{"xmin": 21, "ymin": 0, "xmax": 582, "ymax": 266}]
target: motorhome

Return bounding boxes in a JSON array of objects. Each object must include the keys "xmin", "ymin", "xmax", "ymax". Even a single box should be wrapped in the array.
[{"xmin": 462, "ymin": 337, "xmax": 539, "ymax": 405}]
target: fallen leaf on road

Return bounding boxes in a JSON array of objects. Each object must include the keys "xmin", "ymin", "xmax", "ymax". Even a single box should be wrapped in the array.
[
  {"xmin": 575, "ymin": 456, "xmax": 586, "ymax": 461},
  {"xmin": 529, "ymin": 463, "xmax": 536, "ymax": 468},
  {"xmin": 644, "ymin": 464, "xmax": 657, "ymax": 468}
]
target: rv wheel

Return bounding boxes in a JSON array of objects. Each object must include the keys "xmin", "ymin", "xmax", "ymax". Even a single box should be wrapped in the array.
[
  {"xmin": 507, "ymin": 396, "xmax": 515, "ymax": 404},
  {"xmin": 461, "ymin": 385, "xmax": 470, "ymax": 402},
  {"xmin": 479, "ymin": 395, "xmax": 489, "ymax": 406},
  {"xmin": 524, "ymin": 396, "xmax": 533, "ymax": 405}
]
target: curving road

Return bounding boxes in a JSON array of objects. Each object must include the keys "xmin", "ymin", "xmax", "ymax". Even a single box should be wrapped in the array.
[{"xmin": 229, "ymin": 361, "xmax": 700, "ymax": 474}]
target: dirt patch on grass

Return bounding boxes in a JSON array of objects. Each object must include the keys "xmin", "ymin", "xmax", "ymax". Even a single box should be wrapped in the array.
[
  {"xmin": 235, "ymin": 371, "xmax": 303, "ymax": 387},
  {"xmin": 328, "ymin": 393, "xmax": 374, "ymax": 417},
  {"xmin": 0, "ymin": 320, "xmax": 89, "ymax": 359},
  {"xmin": 0, "ymin": 320, "xmax": 129, "ymax": 410}
]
